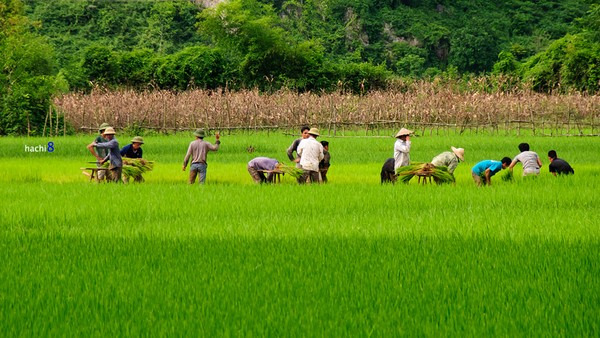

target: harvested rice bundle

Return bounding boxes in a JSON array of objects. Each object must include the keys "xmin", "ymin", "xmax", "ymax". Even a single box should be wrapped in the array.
[
  {"xmin": 102, "ymin": 158, "xmax": 154, "ymax": 182},
  {"xmin": 395, "ymin": 162, "xmax": 455, "ymax": 184},
  {"xmin": 276, "ymin": 163, "xmax": 304, "ymax": 179},
  {"xmin": 122, "ymin": 158, "xmax": 154, "ymax": 181}
]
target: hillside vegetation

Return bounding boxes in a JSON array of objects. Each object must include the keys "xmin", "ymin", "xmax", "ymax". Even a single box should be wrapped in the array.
[{"xmin": 1, "ymin": 0, "xmax": 600, "ymax": 135}]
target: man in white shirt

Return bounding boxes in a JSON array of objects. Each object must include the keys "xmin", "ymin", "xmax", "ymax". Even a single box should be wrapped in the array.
[
  {"xmin": 508, "ymin": 142, "xmax": 542, "ymax": 176},
  {"xmin": 297, "ymin": 127, "xmax": 324, "ymax": 184}
]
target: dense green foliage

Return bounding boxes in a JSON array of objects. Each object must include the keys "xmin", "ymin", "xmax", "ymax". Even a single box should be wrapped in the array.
[
  {"xmin": 20, "ymin": 0, "xmax": 597, "ymax": 92},
  {"xmin": 0, "ymin": 0, "xmax": 66, "ymax": 135},
  {"xmin": 2, "ymin": 0, "xmax": 600, "ymax": 134},
  {"xmin": 1, "ymin": 133, "xmax": 599, "ymax": 335},
  {"xmin": 518, "ymin": 5, "xmax": 600, "ymax": 93}
]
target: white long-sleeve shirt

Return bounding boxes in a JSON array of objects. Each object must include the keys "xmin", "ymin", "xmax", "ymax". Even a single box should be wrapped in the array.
[
  {"xmin": 297, "ymin": 137, "xmax": 324, "ymax": 171},
  {"xmin": 394, "ymin": 139, "xmax": 411, "ymax": 169}
]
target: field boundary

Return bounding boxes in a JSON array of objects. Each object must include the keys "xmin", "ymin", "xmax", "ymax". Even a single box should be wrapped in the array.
[{"xmin": 54, "ymin": 88, "xmax": 600, "ymax": 137}]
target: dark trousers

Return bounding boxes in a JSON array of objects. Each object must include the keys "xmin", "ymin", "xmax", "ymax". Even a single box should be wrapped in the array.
[
  {"xmin": 380, "ymin": 158, "xmax": 396, "ymax": 184},
  {"xmin": 110, "ymin": 167, "xmax": 122, "ymax": 183},
  {"xmin": 300, "ymin": 170, "xmax": 321, "ymax": 184}
]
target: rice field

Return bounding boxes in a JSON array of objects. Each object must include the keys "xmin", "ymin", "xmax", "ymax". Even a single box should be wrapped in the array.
[{"xmin": 1, "ymin": 131, "xmax": 599, "ymax": 336}]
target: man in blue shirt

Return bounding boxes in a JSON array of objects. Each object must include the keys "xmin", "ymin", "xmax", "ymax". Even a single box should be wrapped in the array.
[
  {"xmin": 89, "ymin": 127, "xmax": 123, "ymax": 183},
  {"xmin": 120, "ymin": 136, "xmax": 144, "ymax": 159},
  {"xmin": 472, "ymin": 157, "xmax": 511, "ymax": 186}
]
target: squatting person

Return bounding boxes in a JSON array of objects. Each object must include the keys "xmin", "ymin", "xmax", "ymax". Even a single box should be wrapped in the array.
[{"xmin": 548, "ymin": 150, "xmax": 574, "ymax": 176}]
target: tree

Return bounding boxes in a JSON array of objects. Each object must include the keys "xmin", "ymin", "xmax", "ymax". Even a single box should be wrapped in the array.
[
  {"xmin": 136, "ymin": 0, "xmax": 201, "ymax": 54},
  {"xmin": 81, "ymin": 44, "xmax": 119, "ymax": 86},
  {"xmin": 448, "ymin": 23, "xmax": 502, "ymax": 73},
  {"xmin": 198, "ymin": 0, "xmax": 327, "ymax": 90},
  {"xmin": 1, "ymin": 0, "xmax": 65, "ymax": 135}
]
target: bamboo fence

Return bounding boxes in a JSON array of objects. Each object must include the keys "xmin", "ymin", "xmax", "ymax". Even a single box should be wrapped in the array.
[{"xmin": 54, "ymin": 86, "xmax": 600, "ymax": 137}]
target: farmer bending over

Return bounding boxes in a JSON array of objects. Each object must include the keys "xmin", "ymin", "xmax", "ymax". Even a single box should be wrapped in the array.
[{"xmin": 471, "ymin": 157, "xmax": 511, "ymax": 187}]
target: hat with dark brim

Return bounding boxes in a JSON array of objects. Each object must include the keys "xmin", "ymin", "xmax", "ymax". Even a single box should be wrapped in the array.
[
  {"xmin": 98, "ymin": 122, "xmax": 111, "ymax": 132},
  {"xmin": 194, "ymin": 129, "xmax": 206, "ymax": 138},
  {"xmin": 131, "ymin": 136, "xmax": 144, "ymax": 144}
]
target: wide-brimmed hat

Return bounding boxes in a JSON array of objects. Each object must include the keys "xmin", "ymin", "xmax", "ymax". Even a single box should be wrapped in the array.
[
  {"xmin": 194, "ymin": 129, "xmax": 206, "ymax": 138},
  {"xmin": 131, "ymin": 136, "xmax": 144, "ymax": 144},
  {"xmin": 308, "ymin": 127, "xmax": 320, "ymax": 136},
  {"xmin": 98, "ymin": 122, "xmax": 111, "ymax": 132},
  {"xmin": 451, "ymin": 146, "xmax": 465, "ymax": 161},
  {"xmin": 395, "ymin": 128, "xmax": 413, "ymax": 138},
  {"xmin": 103, "ymin": 127, "xmax": 116, "ymax": 135}
]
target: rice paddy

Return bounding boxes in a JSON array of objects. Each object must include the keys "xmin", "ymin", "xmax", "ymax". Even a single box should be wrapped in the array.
[{"xmin": 1, "ymin": 131, "xmax": 599, "ymax": 336}]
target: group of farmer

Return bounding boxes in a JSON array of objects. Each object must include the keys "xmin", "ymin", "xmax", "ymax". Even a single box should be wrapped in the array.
[
  {"xmin": 247, "ymin": 126, "xmax": 331, "ymax": 184},
  {"xmin": 382, "ymin": 127, "xmax": 574, "ymax": 186},
  {"xmin": 87, "ymin": 122, "xmax": 574, "ymax": 185},
  {"xmin": 88, "ymin": 123, "xmax": 331, "ymax": 185},
  {"xmin": 86, "ymin": 123, "xmax": 144, "ymax": 183}
]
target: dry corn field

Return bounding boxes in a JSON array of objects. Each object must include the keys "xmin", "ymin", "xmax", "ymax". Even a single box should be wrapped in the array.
[{"xmin": 55, "ymin": 83, "xmax": 600, "ymax": 136}]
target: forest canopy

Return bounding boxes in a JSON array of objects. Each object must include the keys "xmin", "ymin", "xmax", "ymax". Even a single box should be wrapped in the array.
[{"xmin": 1, "ymin": 0, "xmax": 600, "ymax": 135}]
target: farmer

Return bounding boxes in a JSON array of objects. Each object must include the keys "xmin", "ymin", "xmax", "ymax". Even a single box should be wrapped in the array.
[
  {"xmin": 319, "ymin": 140, "xmax": 331, "ymax": 183},
  {"xmin": 548, "ymin": 150, "xmax": 574, "ymax": 176},
  {"xmin": 87, "ymin": 122, "xmax": 111, "ymax": 181},
  {"xmin": 182, "ymin": 129, "xmax": 220, "ymax": 184},
  {"xmin": 431, "ymin": 146, "xmax": 465, "ymax": 182},
  {"xmin": 297, "ymin": 127, "xmax": 324, "ymax": 184},
  {"xmin": 508, "ymin": 142, "xmax": 543, "ymax": 176},
  {"xmin": 394, "ymin": 128, "xmax": 413, "ymax": 171},
  {"xmin": 120, "ymin": 136, "xmax": 144, "ymax": 183},
  {"xmin": 287, "ymin": 125, "xmax": 310, "ymax": 165},
  {"xmin": 380, "ymin": 158, "xmax": 396, "ymax": 184},
  {"xmin": 247, "ymin": 157, "xmax": 279, "ymax": 184},
  {"xmin": 88, "ymin": 127, "xmax": 123, "ymax": 183},
  {"xmin": 120, "ymin": 136, "xmax": 144, "ymax": 159},
  {"xmin": 471, "ymin": 157, "xmax": 512, "ymax": 187},
  {"xmin": 287, "ymin": 126, "xmax": 310, "ymax": 183}
]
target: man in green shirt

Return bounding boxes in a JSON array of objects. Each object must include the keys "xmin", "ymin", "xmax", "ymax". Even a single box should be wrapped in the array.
[{"xmin": 87, "ymin": 122, "xmax": 110, "ymax": 181}]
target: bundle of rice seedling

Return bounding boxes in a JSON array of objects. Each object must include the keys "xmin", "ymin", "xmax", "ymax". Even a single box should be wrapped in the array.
[
  {"xmin": 276, "ymin": 163, "xmax": 303, "ymax": 179},
  {"xmin": 97, "ymin": 159, "xmax": 154, "ymax": 182},
  {"xmin": 395, "ymin": 162, "xmax": 455, "ymax": 184},
  {"xmin": 121, "ymin": 158, "xmax": 154, "ymax": 181}
]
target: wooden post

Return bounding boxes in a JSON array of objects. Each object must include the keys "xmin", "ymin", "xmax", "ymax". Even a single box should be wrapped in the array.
[
  {"xmin": 43, "ymin": 105, "xmax": 50, "ymax": 137},
  {"xmin": 55, "ymin": 106, "xmax": 59, "ymax": 136}
]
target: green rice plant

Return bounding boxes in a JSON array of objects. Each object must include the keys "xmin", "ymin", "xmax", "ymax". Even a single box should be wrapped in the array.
[
  {"xmin": 1, "ymin": 133, "xmax": 599, "ymax": 336},
  {"xmin": 501, "ymin": 169, "xmax": 514, "ymax": 181},
  {"xmin": 122, "ymin": 158, "xmax": 154, "ymax": 180},
  {"xmin": 275, "ymin": 162, "xmax": 303, "ymax": 179},
  {"xmin": 101, "ymin": 158, "xmax": 154, "ymax": 182}
]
